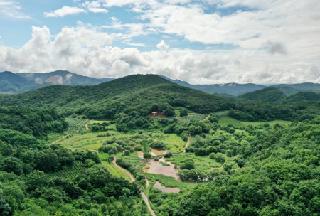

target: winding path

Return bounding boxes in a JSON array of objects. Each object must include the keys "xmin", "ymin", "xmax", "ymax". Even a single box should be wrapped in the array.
[
  {"xmin": 112, "ymin": 157, "xmax": 135, "ymax": 182},
  {"xmin": 112, "ymin": 157, "xmax": 156, "ymax": 216}
]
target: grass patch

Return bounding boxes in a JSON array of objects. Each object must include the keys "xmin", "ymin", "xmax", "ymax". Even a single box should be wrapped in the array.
[
  {"xmin": 162, "ymin": 134, "xmax": 185, "ymax": 153},
  {"xmin": 168, "ymin": 153, "xmax": 221, "ymax": 173}
]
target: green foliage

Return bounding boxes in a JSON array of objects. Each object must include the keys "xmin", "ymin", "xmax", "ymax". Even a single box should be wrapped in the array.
[
  {"xmin": 180, "ymin": 159, "xmax": 195, "ymax": 170},
  {"xmin": 150, "ymin": 141, "xmax": 166, "ymax": 150},
  {"xmin": 1, "ymin": 74, "xmax": 320, "ymax": 215},
  {"xmin": 90, "ymin": 122, "xmax": 109, "ymax": 132},
  {"xmin": 156, "ymin": 120, "xmax": 320, "ymax": 215},
  {"xmin": 240, "ymin": 87, "xmax": 286, "ymax": 103},
  {"xmin": 179, "ymin": 109, "xmax": 188, "ymax": 117},
  {"xmin": 0, "ymin": 106, "xmax": 144, "ymax": 215},
  {"xmin": 209, "ymin": 153, "xmax": 225, "ymax": 164},
  {"xmin": 0, "ymin": 107, "xmax": 67, "ymax": 137}
]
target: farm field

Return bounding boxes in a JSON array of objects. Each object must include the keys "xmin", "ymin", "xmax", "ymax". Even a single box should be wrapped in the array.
[{"xmin": 50, "ymin": 114, "xmax": 299, "ymax": 215}]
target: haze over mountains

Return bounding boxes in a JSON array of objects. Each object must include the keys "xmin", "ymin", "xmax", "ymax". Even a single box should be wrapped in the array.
[
  {"xmin": 1, "ymin": 70, "xmax": 320, "ymax": 97},
  {"xmin": 0, "ymin": 70, "xmax": 112, "ymax": 93}
]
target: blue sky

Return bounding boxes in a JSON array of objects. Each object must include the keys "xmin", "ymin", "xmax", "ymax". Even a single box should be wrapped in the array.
[
  {"xmin": 0, "ymin": 0, "xmax": 237, "ymax": 50},
  {"xmin": 0, "ymin": 0, "xmax": 319, "ymax": 84}
]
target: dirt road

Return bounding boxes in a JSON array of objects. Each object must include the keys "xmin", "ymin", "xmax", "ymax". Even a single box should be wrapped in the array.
[{"xmin": 112, "ymin": 157, "xmax": 156, "ymax": 216}]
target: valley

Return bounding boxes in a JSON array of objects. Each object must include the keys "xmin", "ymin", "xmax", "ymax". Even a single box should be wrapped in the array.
[
  {"xmin": 1, "ymin": 1, "xmax": 319, "ymax": 215},
  {"xmin": 0, "ymin": 75, "xmax": 320, "ymax": 215}
]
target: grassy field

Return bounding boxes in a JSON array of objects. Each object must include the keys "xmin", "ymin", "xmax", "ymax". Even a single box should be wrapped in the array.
[
  {"xmin": 162, "ymin": 134, "xmax": 185, "ymax": 153},
  {"xmin": 54, "ymin": 132, "xmax": 108, "ymax": 151},
  {"xmin": 168, "ymin": 153, "xmax": 222, "ymax": 172},
  {"xmin": 99, "ymin": 153, "xmax": 134, "ymax": 181}
]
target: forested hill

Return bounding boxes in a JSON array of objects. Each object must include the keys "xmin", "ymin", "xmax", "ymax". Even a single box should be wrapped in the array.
[
  {"xmin": 239, "ymin": 87, "xmax": 287, "ymax": 103},
  {"xmin": 0, "ymin": 74, "xmax": 234, "ymax": 119},
  {"xmin": 2, "ymin": 74, "xmax": 320, "ymax": 123},
  {"xmin": 239, "ymin": 86, "xmax": 320, "ymax": 104},
  {"xmin": 1, "ymin": 74, "xmax": 320, "ymax": 215}
]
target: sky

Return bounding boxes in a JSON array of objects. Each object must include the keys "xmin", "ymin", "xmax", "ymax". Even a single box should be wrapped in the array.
[{"xmin": 0, "ymin": 0, "xmax": 319, "ymax": 84}]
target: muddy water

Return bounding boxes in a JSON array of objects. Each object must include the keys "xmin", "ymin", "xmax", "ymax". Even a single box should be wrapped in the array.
[
  {"xmin": 145, "ymin": 158, "xmax": 180, "ymax": 180},
  {"xmin": 138, "ymin": 149, "xmax": 180, "ymax": 180}
]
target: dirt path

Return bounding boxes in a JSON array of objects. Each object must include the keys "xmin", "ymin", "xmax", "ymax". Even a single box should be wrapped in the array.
[
  {"xmin": 84, "ymin": 122, "xmax": 89, "ymax": 131},
  {"xmin": 141, "ymin": 191, "xmax": 156, "ymax": 216},
  {"xmin": 112, "ymin": 157, "xmax": 135, "ymax": 182},
  {"xmin": 112, "ymin": 157, "xmax": 156, "ymax": 216}
]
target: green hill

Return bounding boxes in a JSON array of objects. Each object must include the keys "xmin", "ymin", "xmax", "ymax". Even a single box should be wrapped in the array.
[
  {"xmin": 1, "ymin": 74, "xmax": 233, "ymax": 118},
  {"xmin": 286, "ymin": 91, "xmax": 320, "ymax": 102},
  {"xmin": 239, "ymin": 87, "xmax": 286, "ymax": 103}
]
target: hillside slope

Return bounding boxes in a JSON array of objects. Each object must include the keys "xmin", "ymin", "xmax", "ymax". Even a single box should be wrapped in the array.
[
  {"xmin": 1, "ymin": 74, "xmax": 234, "ymax": 118},
  {"xmin": 239, "ymin": 87, "xmax": 287, "ymax": 103},
  {"xmin": 0, "ymin": 71, "xmax": 36, "ymax": 93}
]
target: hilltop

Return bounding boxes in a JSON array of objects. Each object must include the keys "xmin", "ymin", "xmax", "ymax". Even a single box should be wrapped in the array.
[
  {"xmin": 1, "ymin": 74, "xmax": 233, "ymax": 119},
  {"xmin": 3, "ymin": 70, "xmax": 320, "ymax": 96}
]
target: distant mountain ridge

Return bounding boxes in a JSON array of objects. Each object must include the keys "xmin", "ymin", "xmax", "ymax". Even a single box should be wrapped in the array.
[
  {"xmin": 170, "ymin": 79, "xmax": 266, "ymax": 96},
  {"xmin": 0, "ymin": 71, "xmax": 36, "ymax": 93},
  {"xmin": 0, "ymin": 70, "xmax": 113, "ymax": 93},
  {"xmin": 169, "ymin": 78, "xmax": 320, "ymax": 96},
  {"xmin": 2, "ymin": 70, "xmax": 320, "ymax": 96}
]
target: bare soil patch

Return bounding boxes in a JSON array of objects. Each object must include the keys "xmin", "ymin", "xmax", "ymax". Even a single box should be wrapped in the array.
[{"xmin": 153, "ymin": 181, "xmax": 180, "ymax": 193}]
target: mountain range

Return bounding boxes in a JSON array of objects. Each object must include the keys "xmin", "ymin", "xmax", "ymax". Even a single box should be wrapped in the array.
[
  {"xmin": 1, "ymin": 70, "xmax": 320, "ymax": 96},
  {"xmin": 2, "ymin": 73, "xmax": 319, "ymax": 124},
  {"xmin": 0, "ymin": 70, "xmax": 112, "ymax": 93}
]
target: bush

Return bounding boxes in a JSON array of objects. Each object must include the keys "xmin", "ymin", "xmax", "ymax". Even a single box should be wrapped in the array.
[
  {"xmin": 210, "ymin": 153, "xmax": 225, "ymax": 164},
  {"xmin": 1, "ymin": 157, "xmax": 24, "ymax": 175},
  {"xmin": 150, "ymin": 142, "xmax": 166, "ymax": 150},
  {"xmin": 180, "ymin": 109, "xmax": 188, "ymax": 117},
  {"xmin": 144, "ymin": 152, "xmax": 152, "ymax": 159},
  {"xmin": 180, "ymin": 159, "xmax": 195, "ymax": 170},
  {"xmin": 164, "ymin": 151, "xmax": 173, "ymax": 158},
  {"xmin": 123, "ymin": 150, "xmax": 130, "ymax": 156}
]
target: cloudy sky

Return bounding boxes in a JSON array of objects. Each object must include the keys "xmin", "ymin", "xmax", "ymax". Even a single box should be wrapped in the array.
[{"xmin": 0, "ymin": 0, "xmax": 319, "ymax": 84}]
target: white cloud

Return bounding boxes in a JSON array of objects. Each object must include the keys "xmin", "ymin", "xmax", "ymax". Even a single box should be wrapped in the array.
[
  {"xmin": 0, "ymin": 25, "xmax": 319, "ymax": 84},
  {"xmin": 44, "ymin": 6, "xmax": 85, "ymax": 17},
  {"xmin": 156, "ymin": 40, "xmax": 169, "ymax": 50},
  {"xmin": 0, "ymin": 0, "xmax": 30, "ymax": 19},
  {"xmin": 102, "ymin": 0, "xmax": 154, "ymax": 7},
  {"xmin": 100, "ymin": 18, "xmax": 150, "ymax": 44},
  {"xmin": 1, "ymin": 0, "xmax": 320, "ymax": 84},
  {"xmin": 264, "ymin": 41, "xmax": 287, "ymax": 55},
  {"xmin": 119, "ymin": 0, "xmax": 318, "ymax": 61},
  {"xmin": 82, "ymin": 1, "xmax": 108, "ymax": 13}
]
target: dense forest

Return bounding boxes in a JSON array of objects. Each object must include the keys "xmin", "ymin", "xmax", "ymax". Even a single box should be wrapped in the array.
[
  {"xmin": 0, "ymin": 107, "xmax": 145, "ymax": 215},
  {"xmin": 1, "ymin": 74, "xmax": 320, "ymax": 215}
]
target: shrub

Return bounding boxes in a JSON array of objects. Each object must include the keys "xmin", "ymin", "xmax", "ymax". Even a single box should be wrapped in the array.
[{"xmin": 180, "ymin": 159, "xmax": 195, "ymax": 170}]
